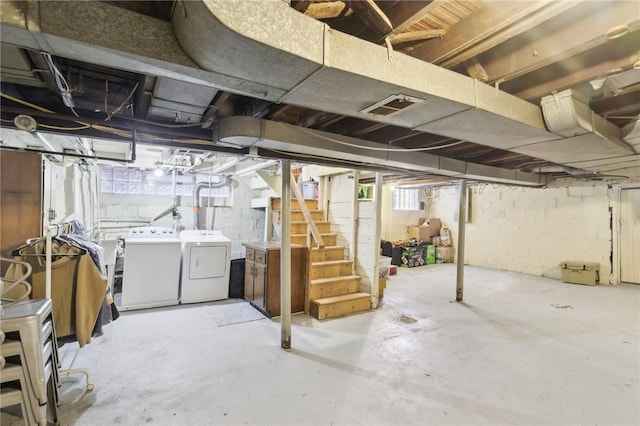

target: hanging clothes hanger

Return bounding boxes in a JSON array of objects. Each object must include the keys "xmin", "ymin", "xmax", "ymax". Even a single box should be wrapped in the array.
[{"xmin": 12, "ymin": 236, "xmax": 87, "ymax": 257}]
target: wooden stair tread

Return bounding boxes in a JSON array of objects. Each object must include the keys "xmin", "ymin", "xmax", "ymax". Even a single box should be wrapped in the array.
[
  {"xmin": 291, "ymin": 220, "xmax": 330, "ymax": 224},
  {"xmin": 291, "ymin": 232, "xmax": 337, "ymax": 237},
  {"xmin": 310, "ymin": 245, "xmax": 344, "ymax": 251},
  {"xmin": 312, "ymin": 292, "xmax": 370, "ymax": 305},
  {"xmin": 312, "ymin": 259, "xmax": 352, "ymax": 266},
  {"xmin": 311, "ymin": 275, "xmax": 361, "ymax": 285}
]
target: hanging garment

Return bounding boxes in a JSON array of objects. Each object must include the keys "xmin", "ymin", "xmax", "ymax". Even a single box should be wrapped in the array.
[{"xmin": 4, "ymin": 240, "xmax": 107, "ymax": 347}]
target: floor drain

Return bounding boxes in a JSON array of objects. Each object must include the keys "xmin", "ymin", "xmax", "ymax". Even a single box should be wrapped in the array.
[{"xmin": 398, "ymin": 315, "xmax": 417, "ymax": 324}]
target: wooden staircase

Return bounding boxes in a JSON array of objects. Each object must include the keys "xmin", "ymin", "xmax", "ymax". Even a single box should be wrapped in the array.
[{"xmin": 272, "ymin": 197, "xmax": 371, "ymax": 320}]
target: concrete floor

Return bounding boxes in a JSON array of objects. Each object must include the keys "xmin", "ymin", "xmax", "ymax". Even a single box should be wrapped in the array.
[{"xmin": 2, "ymin": 264, "xmax": 639, "ymax": 425}]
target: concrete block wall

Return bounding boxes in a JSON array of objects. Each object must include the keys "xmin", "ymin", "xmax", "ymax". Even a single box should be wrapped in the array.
[
  {"xmin": 426, "ymin": 179, "xmax": 614, "ymax": 283},
  {"xmin": 97, "ymin": 176, "xmax": 264, "ymax": 259}
]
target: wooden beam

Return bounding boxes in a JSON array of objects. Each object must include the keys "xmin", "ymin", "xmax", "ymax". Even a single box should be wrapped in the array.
[
  {"xmin": 347, "ymin": 0, "xmax": 393, "ymax": 36},
  {"xmin": 387, "ymin": 0, "xmax": 448, "ymax": 38},
  {"xmin": 510, "ymin": 50, "xmax": 640, "ymax": 101},
  {"xmin": 390, "ymin": 29, "xmax": 445, "ymax": 45},
  {"xmin": 410, "ymin": 0, "xmax": 582, "ymax": 68},
  {"xmin": 465, "ymin": 57, "xmax": 488, "ymax": 82},
  {"xmin": 478, "ymin": 1, "xmax": 640, "ymax": 85},
  {"xmin": 304, "ymin": 1, "xmax": 352, "ymax": 20}
]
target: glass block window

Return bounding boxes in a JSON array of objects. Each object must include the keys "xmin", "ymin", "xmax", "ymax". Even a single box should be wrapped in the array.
[
  {"xmin": 99, "ymin": 166, "xmax": 232, "ymax": 199},
  {"xmin": 392, "ymin": 187, "xmax": 420, "ymax": 211}
]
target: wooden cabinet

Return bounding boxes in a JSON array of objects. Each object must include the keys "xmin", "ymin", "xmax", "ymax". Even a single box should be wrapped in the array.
[{"xmin": 243, "ymin": 242, "xmax": 307, "ymax": 318}]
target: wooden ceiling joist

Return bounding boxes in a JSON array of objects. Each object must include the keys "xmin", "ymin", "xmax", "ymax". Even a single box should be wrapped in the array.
[
  {"xmin": 347, "ymin": 0, "xmax": 393, "ymax": 36},
  {"xmin": 390, "ymin": 29, "xmax": 446, "ymax": 45},
  {"xmin": 410, "ymin": 0, "xmax": 582, "ymax": 68}
]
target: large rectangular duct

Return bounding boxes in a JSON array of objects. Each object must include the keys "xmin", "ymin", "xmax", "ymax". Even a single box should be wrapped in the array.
[{"xmin": 213, "ymin": 116, "xmax": 546, "ymax": 187}]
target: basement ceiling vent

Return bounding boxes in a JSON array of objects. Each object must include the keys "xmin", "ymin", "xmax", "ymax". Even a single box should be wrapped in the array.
[{"xmin": 360, "ymin": 94, "xmax": 426, "ymax": 117}]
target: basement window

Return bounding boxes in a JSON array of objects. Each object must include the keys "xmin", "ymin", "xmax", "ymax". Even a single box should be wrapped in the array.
[
  {"xmin": 100, "ymin": 166, "xmax": 231, "ymax": 198},
  {"xmin": 361, "ymin": 94, "xmax": 425, "ymax": 117},
  {"xmin": 393, "ymin": 187, "xmax": 420, "ymax": 211}
]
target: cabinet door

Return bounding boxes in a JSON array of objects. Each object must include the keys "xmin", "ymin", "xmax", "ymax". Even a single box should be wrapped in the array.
[
  {"xmin": 254, "ymin": 262, "xmax": 266, "ymax": 311},
  {"xmin": 244, "ymin": 259, "xmax": 255, "ymax": 300}
]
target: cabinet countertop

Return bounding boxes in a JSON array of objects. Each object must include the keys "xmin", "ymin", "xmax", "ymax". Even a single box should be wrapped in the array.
[{"xmin": 242, "ymin": 241, "xmax": 306, "ymax": 251}]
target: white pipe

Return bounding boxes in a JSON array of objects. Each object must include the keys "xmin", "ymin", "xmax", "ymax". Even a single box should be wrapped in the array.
[
  {"xmin": 280, "ymin": 160, "xmax": 292, "ymax": 350},
  {"xmin": 192, "ymin": 178, "xmax": 229, "ymax": 230}
]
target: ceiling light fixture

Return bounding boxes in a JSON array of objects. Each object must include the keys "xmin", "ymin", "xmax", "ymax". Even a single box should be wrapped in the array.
[
  {"xmin": 153, "ymin": 167, "xmax": 165, "ymax": 176},
  {"xmin": 605, "ymin": 24, "xmax": 629, "ymax": 40}
]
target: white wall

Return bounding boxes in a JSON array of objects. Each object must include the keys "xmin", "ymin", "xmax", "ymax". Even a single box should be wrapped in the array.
[
  {"xmin": 45, "ymin": 162, "xmax": 265, "ymax": 260},
  {"xmin": 326, "ymin": 172, "xmax": 356, "ymax": 257},
  {"xmin": 355, "ymin": 199, "xmax": 378, "ymax": 294},
  {"xmin": 44, "ymin": 161, "xmax": 97, "ymax": 236},
  {"xmin": 426, "ymin": 179, "xmax": 617, "ymax": 283},
  {"xmin": 381, "ymin": 184, "xmax": 429, "ymax": 241}
]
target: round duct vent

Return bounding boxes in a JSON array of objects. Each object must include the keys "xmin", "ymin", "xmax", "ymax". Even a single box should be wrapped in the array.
[{"xmin": 13, "ymin": 115, "xmax": 38, "ymax": 132}]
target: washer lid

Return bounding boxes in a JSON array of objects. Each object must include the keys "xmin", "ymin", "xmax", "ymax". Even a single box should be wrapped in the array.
[{"xmin": 125, "ymin": 237, "xmax": 181, "ymax": 244}]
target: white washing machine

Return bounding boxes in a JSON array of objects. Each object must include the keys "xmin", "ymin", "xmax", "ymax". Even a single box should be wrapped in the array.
[
  {"xmin": 120, "ymin": 226, "xmax": 182, "ymax": 311},
  {"xmin": 179, "ymin": 230, "xmax": 231, "ymax": 304}
]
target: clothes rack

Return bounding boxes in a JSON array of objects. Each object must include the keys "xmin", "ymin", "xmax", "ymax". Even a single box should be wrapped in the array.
[{"xmin": 43, "ymin": 222, "xmax": 95, "ymax": 391}]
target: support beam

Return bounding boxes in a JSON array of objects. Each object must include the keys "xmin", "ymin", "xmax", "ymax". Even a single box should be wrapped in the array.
[
  {"xmin": 371, "ymin": 171, "xmax": 383, "ymax": 308},
  {"xmin": 456, "ymin": 179, "xmax": 467, "ymax": 302},
  {"xmin": 280, "ymin": 160, "xmax": 292, "ymax": 350},
  {"xmin": 390, "ymin": 29, "xmax": 445, "ymax": 45}
]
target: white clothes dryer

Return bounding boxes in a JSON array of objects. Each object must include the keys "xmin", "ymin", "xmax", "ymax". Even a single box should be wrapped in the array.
[
  {"xmin": 120, "ymin": 227, "xmax": 181, "ymax": 311},
  {"xmin": 179, "ymin": 230, "xmax": 231, "ymax": 304}
]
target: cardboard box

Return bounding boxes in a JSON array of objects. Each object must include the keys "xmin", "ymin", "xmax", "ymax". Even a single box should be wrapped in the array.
[
  {"xmin": 425, "ymin": 244, "xmax": 436, "ymax": 265},
  {"xmin": 407, "ymin": 218, "xmax": 441, "ymax": 242},
  {"xmin": 436, "ymin": 246, "xmax": 455, "ymax": 263},
  {"xmin": 559, "ymin": 261, "xmax": 599, "ymax": 285}
]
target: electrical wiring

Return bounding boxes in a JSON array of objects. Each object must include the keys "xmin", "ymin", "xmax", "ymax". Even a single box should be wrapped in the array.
[
  {"xmin": 42, "ymin": 53, "xmax": 79, "ymax": 117},
  {"xmin": 105, "ymin": 82, "xmax": 139, "ymax": 121},
  {"xmin": 296, "ymin": 126, "xmax": 465, "ymax": 152},
  {"xmin": 39, "ymin": 123, "xmax": 91, "ymax": 131},
  {"xmin": 1, "ymin": 92, "xmax": 57, "ymax": 114}
]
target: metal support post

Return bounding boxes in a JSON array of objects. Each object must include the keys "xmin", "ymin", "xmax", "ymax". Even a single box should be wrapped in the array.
[
  {"xmin": 456, "ymin": 179, "xmax": 467, "ymax": 302},
  {"xmin": 280, "ymin": 160, "xmax": 292, "ymax": 349}
]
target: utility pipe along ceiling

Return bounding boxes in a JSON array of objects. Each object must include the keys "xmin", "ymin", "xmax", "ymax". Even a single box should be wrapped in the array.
[{"xmin": 0, "ymin": 0, "xmax": 639, "ymax": 185}]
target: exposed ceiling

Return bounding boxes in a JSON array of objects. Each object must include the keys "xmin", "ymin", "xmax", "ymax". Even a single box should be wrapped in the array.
[{"xmin": 0, "ymin": 0, "xmax": 638, "ymax": 185}]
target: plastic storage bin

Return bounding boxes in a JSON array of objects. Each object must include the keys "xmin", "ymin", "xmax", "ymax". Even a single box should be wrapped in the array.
[
  {"xmin": 559, "ymin": 261, "xmax": 600, "ymax": 285},
  {"xmin": 379, "ymin": 256, "xmax": 392, "ymax": 277}
]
